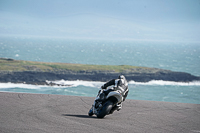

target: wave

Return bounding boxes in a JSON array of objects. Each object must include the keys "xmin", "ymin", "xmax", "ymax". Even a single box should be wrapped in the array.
[
  {"xmin": 129, "ymin": 80, "xmax": 200, "ymax": 86},
  {"xmin": 0, "ymin": 80, "xmax": 104, "ymax": 90},
  {"xmin": 47, "ymin": 79, "xmax": 105, "ymax": 88},
  {"xmin": 0, "ymin": 82, "xmax": 49, "ymax": 89},
  {"xmin": 48, "ymin": 80, "xmax": 200, "ymax": 87},
  {"xmin": 0, "ymin": 80, "xmax": 200, "ymax": 90}
]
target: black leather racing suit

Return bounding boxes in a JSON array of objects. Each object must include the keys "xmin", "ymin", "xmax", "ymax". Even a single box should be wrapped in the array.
[{"xmin": 101, "ymin": 76, "xmax": 129, "ymax": 101}]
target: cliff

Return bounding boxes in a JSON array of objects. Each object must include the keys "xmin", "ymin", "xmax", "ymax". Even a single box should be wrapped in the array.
[{"xmin": 0, "ymin": 58, "xmax": 199, "ymax": 85}]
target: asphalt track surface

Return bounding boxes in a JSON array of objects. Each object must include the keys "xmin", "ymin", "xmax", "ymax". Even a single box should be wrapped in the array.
[{"xmin": 0, "ymin": 92, "xmax": 200, "ymax": 133}]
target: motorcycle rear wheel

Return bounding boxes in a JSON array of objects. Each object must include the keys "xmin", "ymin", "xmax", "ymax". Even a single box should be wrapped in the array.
[{"xmin": 97, "ymin": 101, "xmax": 113, "ymax": 118}]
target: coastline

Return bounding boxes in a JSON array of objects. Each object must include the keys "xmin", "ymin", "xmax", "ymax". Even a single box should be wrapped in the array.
[
  {"xmin": 0, "ymin": 58, "xmax": 200, "ymax": 85},
  {"xmin": 0, "ymin": 70, "xmax": 200, "ymax": 86}
]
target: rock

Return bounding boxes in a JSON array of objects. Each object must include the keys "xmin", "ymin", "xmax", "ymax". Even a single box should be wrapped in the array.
[{"xmin": 0, "ymin": 69, "xmax": 199, "ymax": 85}]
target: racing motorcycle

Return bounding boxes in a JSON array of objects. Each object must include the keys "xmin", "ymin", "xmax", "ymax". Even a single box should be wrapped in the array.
[{"xmin": 88, "ymin": 88, "xmax": 123, "ymax": 118}]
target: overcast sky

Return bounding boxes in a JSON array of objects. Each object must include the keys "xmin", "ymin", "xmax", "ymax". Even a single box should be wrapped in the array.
[{"xmin": 0, "ymin": 0, "xmax": 200, "ymax": 42}]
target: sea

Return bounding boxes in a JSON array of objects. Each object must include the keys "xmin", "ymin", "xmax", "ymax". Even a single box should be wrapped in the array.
[{"xmin": 0, "ymin": 37, "xmax": 200, "ymax": 104}]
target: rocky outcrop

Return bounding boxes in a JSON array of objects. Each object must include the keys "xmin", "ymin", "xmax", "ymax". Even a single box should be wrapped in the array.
[
  {"xmin": 0, "ymin": 69, "xmax": 199, "ymax": 85},
  {"xmin": 1, "ymin": 58, "xmax": 199, "ymax": 85}
]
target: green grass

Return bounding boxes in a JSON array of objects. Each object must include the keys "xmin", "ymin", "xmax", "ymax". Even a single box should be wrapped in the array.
[{"xmin": 0, "ymin": 58, "xmax": 154, "ymax": 73}]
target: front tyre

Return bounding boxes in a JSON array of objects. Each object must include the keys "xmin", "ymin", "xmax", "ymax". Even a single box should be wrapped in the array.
[
  {"xmin": 97, "ymin": 101, "xmax": 113, "ymax": 118},
  {"xmin": 88, "ymin": 107, "xmax": 94, "ymax": 116}
]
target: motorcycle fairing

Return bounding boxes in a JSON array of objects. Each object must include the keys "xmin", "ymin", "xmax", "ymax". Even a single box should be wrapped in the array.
[{"xmin": 106, "ymin": 90, "xmax": 123, "ymax": 103}]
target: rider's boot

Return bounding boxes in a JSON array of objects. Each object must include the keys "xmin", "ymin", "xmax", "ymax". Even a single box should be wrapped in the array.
[{"xmin": 116, "ymin": 103, "xmax": 122, "ymax": 111}]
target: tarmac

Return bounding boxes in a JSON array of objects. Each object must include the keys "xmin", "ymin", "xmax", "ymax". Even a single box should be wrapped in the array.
[{"xmin": 0, "ymin": 92, "xmax": 200, "ymax": 133}]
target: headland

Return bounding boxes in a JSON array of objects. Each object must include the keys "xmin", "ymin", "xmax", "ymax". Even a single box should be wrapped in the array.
[{"xmin": 0, "ymin": 58, "xmax": 199, "ymax": 85}]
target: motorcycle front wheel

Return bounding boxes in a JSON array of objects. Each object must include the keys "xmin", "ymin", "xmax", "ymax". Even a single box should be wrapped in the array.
[
  {"xmin": 96, "ymin": 100, "xmax": 113, "ymax": 118},
  {"xmin": 88, "ymin": 107, "xmax": 94, "ymax": 116}
]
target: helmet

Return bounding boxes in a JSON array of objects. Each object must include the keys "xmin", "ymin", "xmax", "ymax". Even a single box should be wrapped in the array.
[
  {"xmin": 118, "ymin": 75, "xmax": 125, "ymax": 79},
  {"xmin": 118, "ymin": 75, "xmax": 128, "ymax": 86}
]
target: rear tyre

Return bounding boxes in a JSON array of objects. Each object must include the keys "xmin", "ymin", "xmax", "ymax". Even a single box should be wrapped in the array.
[{"xmin": 97, "ymin": 101, "xmax": 113, "ymax": 118}]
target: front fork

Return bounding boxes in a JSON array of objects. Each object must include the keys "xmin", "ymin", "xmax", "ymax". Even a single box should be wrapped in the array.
[
  {"xmin": 91, "ymin": 89, "xmax": 106, "ymax": 114},
  {"xmin": 92, "ymin": 101, "xmax": 103, "ymax": 114}
]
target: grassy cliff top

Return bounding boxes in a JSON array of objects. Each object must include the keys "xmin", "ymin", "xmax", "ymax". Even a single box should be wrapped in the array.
[{"xmin": 0, "ymin": 58, "xmax": 162, "ymax": 73}]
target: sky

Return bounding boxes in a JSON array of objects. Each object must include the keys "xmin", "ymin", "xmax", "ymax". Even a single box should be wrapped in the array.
[{"xmin": 0, "ymin": 0, "xmax": 200, "ymax": 42}]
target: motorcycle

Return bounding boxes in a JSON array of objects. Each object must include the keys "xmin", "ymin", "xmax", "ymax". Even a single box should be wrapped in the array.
[{"xmin": 88, "ymin": 88, "xmax": 124, "ymax": 118}]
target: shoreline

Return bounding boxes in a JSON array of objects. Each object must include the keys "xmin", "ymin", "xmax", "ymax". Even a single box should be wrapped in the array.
[
  {"xmin": 0, "ymin": 70, "xmax": 200, "ymax": 86},
  {"xmin": 1, "ymin": 79, "xmax": 200, "ymax": 86},
  {"xmin": 1, "ymin": 58, "xmax": 200, "ymax": 85}
]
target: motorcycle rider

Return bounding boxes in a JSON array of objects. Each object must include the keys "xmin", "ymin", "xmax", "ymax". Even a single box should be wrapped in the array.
[{"xmin": 100, "ymin": 75, "xmax": 129, "ymax": 112}]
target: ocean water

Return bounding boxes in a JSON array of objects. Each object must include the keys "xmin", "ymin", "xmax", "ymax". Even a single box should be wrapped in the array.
[{"xmin": 0, "ymin": 37, "xmax": 200, "ymax": 104}]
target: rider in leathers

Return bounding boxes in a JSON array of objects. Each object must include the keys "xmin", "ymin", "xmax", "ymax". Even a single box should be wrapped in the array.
[{"xmin": 101, "ymin": 75, "xmax": 129, "ymax": 112}]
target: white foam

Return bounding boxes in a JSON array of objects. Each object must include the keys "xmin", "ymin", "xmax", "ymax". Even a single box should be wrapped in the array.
[
  {"xmin": 15, "ymin": 54, "xmax": 19, "ymax": 57},
  {"xmin": 129, "ymin": 80, "xmax": 200, "ymax": 86},
  {"xmin": 0, "ymin": 82, "xmax": 48, "ymax": 89},
  {"xmin": 48, "ymin": 79, "xmax": 105, "ymax": 88},
  {"xmin": 0, "ymin": 80, "xmax": 199, "ymax": 91},
  {"xmin": 50, "ymin": 79, "xmax": 200, "ymax": 87}
]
